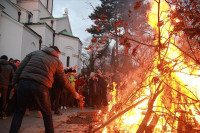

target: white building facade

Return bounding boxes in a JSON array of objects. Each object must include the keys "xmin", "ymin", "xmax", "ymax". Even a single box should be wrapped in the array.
[{"xmin": 0, "ymin": 0, "xmax": 82, "ymax": 73}]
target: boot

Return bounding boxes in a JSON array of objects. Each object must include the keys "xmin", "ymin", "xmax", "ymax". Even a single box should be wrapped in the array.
[
  {"xmin": 37, "ymin": 111, "xmax": 42, "ymax": 118},
  {"xmin": 25, "ymin": 108, "xmax": 30, "ymax": 116}
]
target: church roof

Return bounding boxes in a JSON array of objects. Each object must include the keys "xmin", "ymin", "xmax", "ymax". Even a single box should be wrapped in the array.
[
  {"xmin": 57, "ymin": 29, "xmax": 79, "ymax": 39},
  {"xmin": 26, "ymin": 22, "xmax": 55, "ymax": 32},
  {"xmin": 24, "ymin": 24, "xmax": 42, "ymax": 38},
  {"xmin": 40, "ymin": 16, "xmax": 66, "ymax": 20}
]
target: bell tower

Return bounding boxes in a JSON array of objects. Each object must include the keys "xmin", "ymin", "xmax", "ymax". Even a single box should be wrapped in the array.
[
  {"xmin": 47, "ymin": 0, "xmax": 53, "ymax": 15},
  {"xmin": 40, "ymin": 0, "xmax": 53, "ymax": 15}
]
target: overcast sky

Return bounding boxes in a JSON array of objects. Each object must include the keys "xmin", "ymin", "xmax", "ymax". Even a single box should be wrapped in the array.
[{"xmin": 53, "ymin": 0, "xmax": 101, "ymax": 43}]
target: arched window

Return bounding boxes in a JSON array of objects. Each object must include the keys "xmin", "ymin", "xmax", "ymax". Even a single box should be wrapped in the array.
[
  {"xmin": 18, "ymin": 12, "xmax": 21, "ymax": 22},
  {"xmin": 66, "ymin": 56, "xmax": 70, "ymax": 67},
  {"xmin": 28, "ymin": 14, "xmax": 31, "ymax": 23},
  {"xmin": 31, "ymin": 42, "xmax": 36, "ymax": 50},
  {"xmin": 51, "ymin": 20, "xmax": 54, "ymax": 28}
]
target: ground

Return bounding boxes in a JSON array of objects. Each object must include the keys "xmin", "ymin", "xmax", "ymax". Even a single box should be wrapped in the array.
[{"xmin": 0, "ymin": 108, "xmax": 98, "ymax": 133}]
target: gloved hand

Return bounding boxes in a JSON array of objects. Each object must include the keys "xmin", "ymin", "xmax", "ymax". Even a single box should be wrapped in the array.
[
  {"xmin": 78, "ymin": 95, "xmax": 85, "ymax": 110},
  {"xmin": 74, "ymin": 92, "xmax": 85, "ymax": 110}
]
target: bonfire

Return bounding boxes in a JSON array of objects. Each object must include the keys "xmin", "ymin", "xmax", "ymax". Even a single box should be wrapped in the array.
[{"xmin": 91, "ymin": 0, "xmax": 200, "ymax": 132}]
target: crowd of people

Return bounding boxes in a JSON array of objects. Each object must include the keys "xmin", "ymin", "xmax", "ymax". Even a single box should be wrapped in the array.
[
  {"xmin": 50, "ymin": 65, "xmax": 109, "ymax": 115},
  {"xmin": 0, "ymin": 46, "xmax": 108, "ymax": 133},
  {"xmin": 0, "ymin": 55, "xmax": 20, "ymax": 120}
]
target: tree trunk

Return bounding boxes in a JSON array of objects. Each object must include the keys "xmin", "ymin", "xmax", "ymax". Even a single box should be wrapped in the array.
[
  {"xmin": 136, "ymin": 99, "xmax": 155, "ymax": 133},
  {"xmin": 136, "ymin": 82, "xmax": 163, "ymax": 133},
  {"xmin": 93, "ymin": 97, "xmax": 149, "ymax": 132},
  {"xmin": 145, "ymin": 114, "xmax": 159, "ymax": 133}
]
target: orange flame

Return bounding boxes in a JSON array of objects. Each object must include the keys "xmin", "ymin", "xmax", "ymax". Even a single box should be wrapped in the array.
[
  {"xmin": 94, "ymin": 0, "xmax": 200, "ymax": 132},
  {"xmin": 148, "ymin": 0, "xmax": 200, "ymax": 131}
]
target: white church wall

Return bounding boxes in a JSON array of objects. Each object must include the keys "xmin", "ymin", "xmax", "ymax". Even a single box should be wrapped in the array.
[
  {"xmin": 32, "ymin": 10, "xmax": 40, "ymax": 22},
  {"xmin": 40, "ymin": 19, "xmax": 51, "ymax": 28},
  {"xmin": 41, "ymin": 18, "xmax": 69, "ymax": 33},
  {"xmin": 47, "ymin": 0, "xmax": 53, "ymax": 14},
  {"xmin": 28, "ymin": 24, "xmax": 53, "ymax": 48},
  {"xmin": 54, "ymin": 18, "xmax": 68, "ymax": 33},
  {"xmin": 0, "ymin": 13, "xmax": 23, "ymax": 60},
  {"xmin": 18, "ymin": 0, "xmax": 51, "ymax": 23},
  {"xmin": 28, "ymin": 25, "xmax": 45, "ymax": 44},
  {"xmin": 1, "ymin": 0, "xmax": 82, "ymax": 73},
  {"xmin": 0, "ymin": 0, "xmax": 20, "ymax": 21},
  {"xmin": 62, "ymin": 9, "xmax": 72, "ymax": 34},
  {"xmin": 20, "ymin": 9, "xmax": 29, "ymax": 23},
  {"xmin": 44, "ymin": 25, "xmax": 54, "ymax": 46},
  {"xmin": 77, "ymin": 41, "xmax": 82, "ymax": 73},
  {"xmin": 55, "ymin": 35, "xmax": 81, "ymax": 73},
  {"xmin": 21, "ymin": 27, "xmax": 40, "ymax": 60},
  {"xmin": 0, "ymin": 5, "xmax": 3, "ymax": 27},
  {"xmin": 18, "ymin": 1, "xmax": 39, "ymax": 22},
  {"xmin": 65, "ymin": 16, "xmax": 72, "ymax": 34},
  {"xmin": 38, "ymin": 0, "xmax": 51, "ymax": 18},
  {"xmin": 40, "ymin": 0, "xmax": 47, "ymax": 8},
  {"xmin": 10, "ymin": 0, "xmax": 17, "ymax": 4},
  {"xmin": 39, "ymin": 0, "xmax": 53, "ymax": 14}
]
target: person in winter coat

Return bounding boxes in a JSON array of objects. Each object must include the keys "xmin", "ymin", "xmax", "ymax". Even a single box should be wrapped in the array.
[
  {"xmin": 75, "ymin": 75, "xmax": 87, "ymax": 95},
  {"xmin": 11, "ymin": 59, "xmax": 20, "ymax": 72},
  {"xmin": 0, "ymin": 55, "xmax": 14, "ymax": 119},
  {"xmin": 96, "ymin": 69, "xmax": 108, "ymax": 107},
  {"xmin": 9, "ymin": 46, "xmax": 81, "ymax": 133},
  {"xmin": 88, "ymin": 72, "xmax": 98, "ymax": 108},
  {"xmin": 66, "ymin": 72, "xmax": 76, "ymax": 107},
  {"xmin": 6, "ymin": 59, "xmax": 20, "ymax": 116}
]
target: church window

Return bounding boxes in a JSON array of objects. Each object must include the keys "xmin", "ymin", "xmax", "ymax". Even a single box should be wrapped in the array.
[
  {"xmin": 51, "ymin": 20, "xmax": 54, "ymax": 28},
  {"xmin": 67, "ymin": 56, "xmax": 70, "ymax": 67},
  {"xmin": 18, "ymin": 12, "xmax": 21, "ymax": 22},
  {"xmin": 28, "ymin": 14, "xmax": 31, "ymax": 23}
]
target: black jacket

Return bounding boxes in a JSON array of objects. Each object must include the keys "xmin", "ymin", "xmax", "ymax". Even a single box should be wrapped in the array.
[{"xmin": 0, "ymin": 59, "xmax": 14, "ymax": 86}]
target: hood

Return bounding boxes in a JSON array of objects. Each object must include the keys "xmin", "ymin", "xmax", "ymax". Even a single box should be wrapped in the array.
[
  {"xmin": 0, "ymin": 59, "xmax": 8, "ymax": 65},
  {"xmin": 42, "ymin": 47, "xmax": 59, "ymax": 58}
]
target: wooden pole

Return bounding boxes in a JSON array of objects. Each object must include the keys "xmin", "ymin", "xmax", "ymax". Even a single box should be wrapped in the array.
[{"xmin": 92, "ymin": 96, "xmax": 150, "ymax": 132}]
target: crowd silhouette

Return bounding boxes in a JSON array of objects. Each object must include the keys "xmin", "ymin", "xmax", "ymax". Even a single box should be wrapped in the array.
[{"xmin": 0, "ymin": 54, "xmax": 109, "ymax": 120}]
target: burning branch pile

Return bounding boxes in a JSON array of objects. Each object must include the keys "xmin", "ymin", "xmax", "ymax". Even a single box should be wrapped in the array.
[{"xmin": 89, "ymin": 0, "xmax": 200, "ymax": 132}]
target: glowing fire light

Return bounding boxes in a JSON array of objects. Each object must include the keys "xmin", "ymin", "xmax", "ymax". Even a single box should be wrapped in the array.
[
  {"xmin": 93, "ymin": 0, "xmax": 200, "ymax": 132},
  {"xmin": 148, "ymin": 0, "xmax": 200, "ymax": 132}
]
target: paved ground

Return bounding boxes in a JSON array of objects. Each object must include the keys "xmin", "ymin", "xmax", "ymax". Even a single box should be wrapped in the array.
[{"xmin": 0, "ymin": 107, "xmax": 97, "ymax": 133}]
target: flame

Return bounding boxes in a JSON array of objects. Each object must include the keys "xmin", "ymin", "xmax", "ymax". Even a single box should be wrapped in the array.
[
  {"xmin": 148, "ymin": 0, "xmax": 200, "ymax": 131},
  {"xmin": 93, "ymin": 0, "xmax": 200, "ymax": 132},
  {"xmin": 100, "ymin": 82, "xmax": 149, "ymax": 132}
]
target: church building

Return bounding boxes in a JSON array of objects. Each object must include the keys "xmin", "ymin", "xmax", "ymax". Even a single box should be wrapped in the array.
[{"xmin": 0, "ymin": 0, "xmax": 82, "ymax": 73}]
